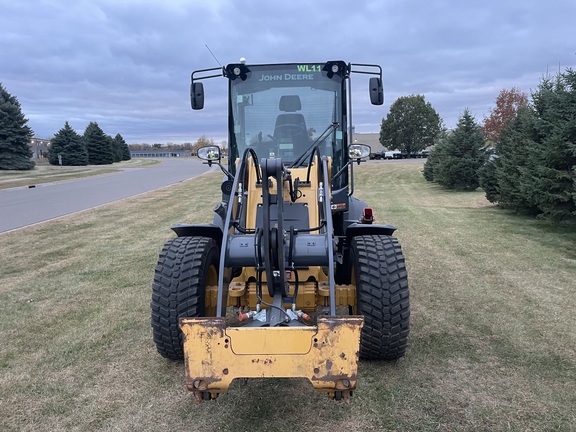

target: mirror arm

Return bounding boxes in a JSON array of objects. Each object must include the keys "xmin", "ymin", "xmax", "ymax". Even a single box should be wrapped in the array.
[
  {"xmin": 331, "ymin": 160, "xmax": 351, "ymax": 184},
  {"xmin": 215, "ymin": 161, "xmax": 233, "ymax": 180},
  {"xmin": 331, "ymin": 153, "xmax": 365, "ymax": 187}
]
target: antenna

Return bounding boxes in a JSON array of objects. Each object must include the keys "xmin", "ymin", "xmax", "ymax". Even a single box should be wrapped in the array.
[{"xmin": 205, "ymin": 44, "xmax": 222, "ymax": 67}]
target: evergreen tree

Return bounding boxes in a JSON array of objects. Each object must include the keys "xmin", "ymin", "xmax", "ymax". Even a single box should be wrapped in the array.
[
  {"xmin": 432, "ymin": 109, "xmax": 486, "ymax": 191},
  {"xmin": 48, "ymin": 122, "xmax": 88, "ymax": 166},
  {"xmin": 84, "ymin": 122, "xmax": 114, "ymax": 165},
  {"xmin": 529, "ymin": 70, "xmax": 576, "ymax": 220},
  {"xmin": 114, "ymin": 133, "xmax": 131, "ymax": 161},
  {"xmin": 111, "ymin": 134, "xmax": 122, "ymax": 162},
  {"xmin": 478, "ymin": 156, "xmax": 499, "ymax": 203},
  {"xmin": 478, "ymin": 68, "xmax": 575, "ymax": 221},
  {"xmin": 492, "ymin": 107, "xmax": 540, "ymax": 213},
  {"xmin": 423, "ymin": 129, "xmax": 448, "ymax": 182},
  {"xmin": 106, "ymin": 135, "xmax": 120, "ymax": 163},
  {"xmin": 0, "ymin": 83, "xmax": 35, "ymax": 170},
  {"xmin": 380, "ymin": 95, "xmax": 442, "ymax": 154}
]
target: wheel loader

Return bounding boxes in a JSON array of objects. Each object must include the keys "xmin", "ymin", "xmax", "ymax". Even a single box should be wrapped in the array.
[{"xmin": 151, "ymin": 60, "xmax": 410, "ymax": 403}]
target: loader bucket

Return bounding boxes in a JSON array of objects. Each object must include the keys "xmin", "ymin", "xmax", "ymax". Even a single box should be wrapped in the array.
[{"xmin": 179, "ymin": 316, "xmax": 364, "ymax": 403}]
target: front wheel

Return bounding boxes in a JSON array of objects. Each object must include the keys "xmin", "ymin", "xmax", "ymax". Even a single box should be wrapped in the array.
[
  {"xmin": 351, "ymin": 235, "xmax": 410, "ymax": 360},
  {"xmin": 151, "ymin": 236, "xmax": 219, "ymax": 360}
]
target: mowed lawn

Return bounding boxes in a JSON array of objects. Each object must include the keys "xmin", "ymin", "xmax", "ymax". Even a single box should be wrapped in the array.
[{"xmin": 0, "ymin": 162, "xmax": 574, "ymax": 431}]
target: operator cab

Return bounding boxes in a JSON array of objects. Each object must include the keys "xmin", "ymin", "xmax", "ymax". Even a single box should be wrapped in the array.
[
  {"xmin": 226, "ymin": 62, "xmax": 347, "ymax": 170},
  {"xmin": 191, "ymin": 61, "xmax": 383, "ymax": 192}
]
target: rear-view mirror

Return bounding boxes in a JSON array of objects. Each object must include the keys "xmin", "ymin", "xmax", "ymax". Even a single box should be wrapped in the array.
[
  {"xmin": 191, "ymin": 82, "xmax": 205, "ymax": 110},
  {"xmin": 348, "ymin": 143, "xmax": 371, "ymax": 160},
  {"xmin": 197, "ymin": 145, "xmax": 221, "ymax": 161},
  {"xmin": 369, "ymin": 77, "xmax": 383, "ymax": 105}
]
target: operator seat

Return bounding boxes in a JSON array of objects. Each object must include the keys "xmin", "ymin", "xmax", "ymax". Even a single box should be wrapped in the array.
[{"xmin": 273, "ymin": 95, "xmax": 309, "ymax": 160}]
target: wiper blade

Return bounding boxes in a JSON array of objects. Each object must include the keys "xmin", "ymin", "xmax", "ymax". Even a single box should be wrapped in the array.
[{"xmin": 290, "ymin": 122, "xmax": 339, "ymax": 168}]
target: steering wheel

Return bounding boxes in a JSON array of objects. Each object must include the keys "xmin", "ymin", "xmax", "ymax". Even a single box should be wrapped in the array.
[{"xmin": 274, "ymin": 123, "xmax": 306, "ymax": 136}]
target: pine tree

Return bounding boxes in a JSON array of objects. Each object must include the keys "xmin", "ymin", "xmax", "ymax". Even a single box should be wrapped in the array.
[
  {"xmin": 106, "ymin": 135, "xmax": 120, "ymax": 163},
  {"xmin": 422, "ymin": 130, "xmax": 448, "ymax": 182},
  {"xmin": 422, "ymin": 148, "xmax": 438, "ymax": 182},
  {"xmin": 492, "ymin": 107, "xmax": 540, "ymax": 213},
  {"xmin": 0, "ymin": 83, "xmax": 35, "ymax": 170},
  {"xmin": 433, "ymin": 109, "xmax": 486, "ymax": 191},
  {"xmin": 114, "ymin": 133, "xmax": 131, "ymax": 161},
  {"xmin": 111, "ymin": 134, "xmax": 121, "ymax": 162},
  {"xmin": 84, "ymin": 122, "xmax": 114, "ymax": 165},
  {"xmin": 478, "ymin": 68, "xmax": 576, "ymax": 221},
  {"xmin": 527, "ymin": 70, "xmax": 576, "ymax": 220},
  {"xmin": 49, "ymin": 122, "xmax": 88, "ymax": 166},
  {"xmin": 478, "ymin": 156, "xmax": 499, "ymax": 203}
]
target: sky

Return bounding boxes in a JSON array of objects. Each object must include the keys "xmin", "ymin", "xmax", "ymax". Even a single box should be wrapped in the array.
[{"xmin": 1, "ymin": 0, "xmax": 575, "ymax": 144}]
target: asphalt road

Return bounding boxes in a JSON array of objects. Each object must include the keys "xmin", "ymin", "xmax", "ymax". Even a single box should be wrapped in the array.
[{"xmin": 0, "ymin": 158, "xmax": 213, "ymax": 233}]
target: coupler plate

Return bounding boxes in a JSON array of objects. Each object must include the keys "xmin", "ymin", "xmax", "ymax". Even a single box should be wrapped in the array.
[{"xmin": 179, "ymin": 316, "xmax": 364, "ymax": 403}]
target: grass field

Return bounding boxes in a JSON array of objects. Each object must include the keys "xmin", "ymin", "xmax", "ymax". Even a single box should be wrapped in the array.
[{"xmin": 1, "ymin": 162, "xmax": 575, "ymax": 431}]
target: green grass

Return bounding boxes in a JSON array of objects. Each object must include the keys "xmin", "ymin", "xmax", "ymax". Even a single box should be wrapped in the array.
[
  {"xmin": 0, "ymin": 158, "xmax": 160, "ymax": 190},
  {"xmin": 1, "ymin": 162, "xmax": 575, "ymax": 431}
]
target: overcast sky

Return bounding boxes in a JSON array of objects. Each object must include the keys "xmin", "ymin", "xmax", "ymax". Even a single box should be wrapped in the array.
[{"xmin": 1, "ymin": 0, "xmax": 574, "ymax": 144}]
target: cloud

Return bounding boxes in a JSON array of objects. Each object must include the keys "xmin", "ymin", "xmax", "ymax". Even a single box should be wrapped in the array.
[{"xmin": 1, "ymin": 0, "xmax": 575, "ymax": 142}]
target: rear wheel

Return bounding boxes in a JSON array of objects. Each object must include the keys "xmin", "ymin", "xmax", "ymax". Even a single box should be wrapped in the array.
[
  {"xmin": 151, "ymin": 236, "xmax": 219, "ymax": 360},
  {"xmin": 351, "ymin": 235, "xmax": 410, "ymax": 360}
]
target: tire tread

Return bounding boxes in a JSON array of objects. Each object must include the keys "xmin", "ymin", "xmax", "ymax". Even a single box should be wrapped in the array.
[
  {"xmin": 151, "ymin": 236, "xmax": 218, "ymax": 360},
  {"xmin": 352, "ymin": 235, "xmax": 410, "ymax": 360}
]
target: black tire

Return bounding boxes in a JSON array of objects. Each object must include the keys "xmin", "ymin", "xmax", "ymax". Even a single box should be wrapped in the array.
[
  {"xmin": 151, "ymin": 236, "xmax": 219, "ymax": 360},
  {"xmin": 351, "ymin": 235, "xmax": 410, "ymax": 360}
]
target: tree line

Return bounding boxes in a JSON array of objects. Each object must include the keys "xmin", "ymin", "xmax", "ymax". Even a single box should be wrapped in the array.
[
  {"xmin": 128, "ymin": 137, "xmax": 225, "ymax": 154},
  {"xmin": 380, "ymin": 68, "xmax": 576, "ymax": 222},
  {"xmin": 479, "ymin": 70, "xmax": 576, "ymax": 221},
  {"xmin": 0, "ymin": 82, "xmax": 130, "ymax": 169},
  {"xmin": 49, "ymin": 121, "xmax": 131, "ymax": 166}
]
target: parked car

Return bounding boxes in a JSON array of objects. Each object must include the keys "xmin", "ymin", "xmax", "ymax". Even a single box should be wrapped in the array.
[{"xmin": 384, "ymin": 150, "xmax": 402, "ymax": 159}]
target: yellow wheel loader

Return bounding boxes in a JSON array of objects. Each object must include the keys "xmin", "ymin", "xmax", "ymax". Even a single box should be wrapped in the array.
[{"xmin": 151, "ymin": 61, "xmax": 410, "ymax": 403}]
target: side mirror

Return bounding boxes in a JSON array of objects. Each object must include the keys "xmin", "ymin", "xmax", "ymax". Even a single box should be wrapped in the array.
[
  {"xmin": 332, "ymin": 143, "xmax": 372, "ymax": 184},
  {"xmin": 369, "ymin": 77, "xmax": 383, "ymax": 105},
  {"xmin": 348, "ymin": 143, "xmax": 371, "ymax": 163},
  {"xmin": 197, "ymin": 145, "xmax": 221, "ymax": 162},
  {"xmin": 191, "ymin": 82, "xmax": 205, "ymax": 110}
]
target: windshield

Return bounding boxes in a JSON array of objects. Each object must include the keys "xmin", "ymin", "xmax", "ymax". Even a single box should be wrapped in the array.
[{"xmin": 229, "ymin": 63, "xmax": 344, "ymax": 166}]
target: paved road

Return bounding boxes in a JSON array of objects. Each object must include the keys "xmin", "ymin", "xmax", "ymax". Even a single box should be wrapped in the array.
[{"xmin": 0, "ymin": 158, "xmax": 213, "ymax": 233}]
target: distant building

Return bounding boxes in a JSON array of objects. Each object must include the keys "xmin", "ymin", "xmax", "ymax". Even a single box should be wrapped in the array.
[
  {"xmin": 30, "ymin": 137, "xmax": 51, "ymax": 159},
  {"xmin": 129, "ymin": 150, "xmax": 192, "ymax": 158},
  {"xmin": 352, "ymin": 133, "xmax": 383, "ymax": 150}
]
